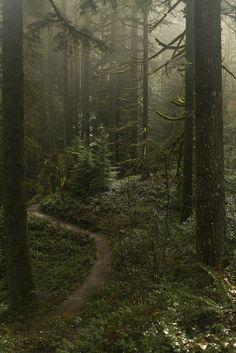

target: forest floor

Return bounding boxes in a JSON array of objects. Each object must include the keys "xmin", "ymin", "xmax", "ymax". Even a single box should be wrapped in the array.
[
  {"xmin": 29, "ymin": 205, "xmax": 111, "ymax": 317},
  {"xmin": 0, "ymin": 176, "xmax": 236, "ymax": 353},
  {"xmin": 36, "ymin": 176, "xmax": 236, "ymax": 353}
]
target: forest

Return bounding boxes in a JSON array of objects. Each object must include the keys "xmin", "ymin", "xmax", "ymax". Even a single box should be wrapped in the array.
[{"xmin": 0, "ymin": 0, "xmax": 236, "ymax": 352}]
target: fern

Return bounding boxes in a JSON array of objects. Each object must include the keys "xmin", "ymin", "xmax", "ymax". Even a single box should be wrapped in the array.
[{"xmin": 199, "ymin": 264, "xmax": 236, "ymax": 305}]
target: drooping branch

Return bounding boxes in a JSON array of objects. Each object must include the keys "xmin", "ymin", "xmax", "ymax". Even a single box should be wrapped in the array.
[
  {"xmin": 156, "ymin": 110, "xmax": 185, "ymax": 121},
  {"xmin": 171, "ymin": 97, "xmax": 185, "ymax": 107},
  {"xmin": 47, "ymin": 0, "xmax": 109, "ymax": 50}
]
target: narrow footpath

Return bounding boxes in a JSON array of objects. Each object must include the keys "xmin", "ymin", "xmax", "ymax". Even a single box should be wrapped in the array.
[{"xmin": 29, "ymin": 205, "xmax": 111, "ymax": 316}]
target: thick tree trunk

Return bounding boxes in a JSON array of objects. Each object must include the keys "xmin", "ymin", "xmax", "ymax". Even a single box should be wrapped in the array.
[
  {"xmin": 181, "ymin": 0, "xmax": 195, "ymax": 222},
  {"xmin": 194, "ymin": 0, "xmax": 225, "ymax": 266},
  {"xmin": 2, "ymin": 0, "xmax": 35, "ymax": 308}
]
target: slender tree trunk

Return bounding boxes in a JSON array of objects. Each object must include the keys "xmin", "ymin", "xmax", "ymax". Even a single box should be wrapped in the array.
[
  {"xmin": 141, "ymin": 3, "xmax": 149, "ymax": 177},
  {"xmin": 0, "ymin": 0, "xmax": 3, "ymax": 203},
  {"xmin": 130, "ymin": 1, "xmax": 139, "ymax": 160},
  {"xmin": 2, "ymin": 0, "xmax": 35, "ymax": 308},
  {"xmin": 74, "ymin": 45, "xmax": 81, "ymax": 136},
  {"xmin": 109, "ymin": 11, "xmax": 120, "ymax": 164},
  {"xmin": 73, "ymin": 3, "xmax": 81, "ymax": 136},
  {"xmin": 61, "ymin": 0, "xmax": 73, "ymax": 146},
  {"xmin": 46, "ymin": 27, "xmax": 56, "ymax": 154},
  {"xmin": 81, "ymin": 14, "xmax": 90, "ymax": 146},
  {"xmin": 81, "ymin": 41, "xmax": 90, "ymax": 145},
  {"xmin": 194, "ymin": 0, "xmax": 225, "ymax": 266},
  {"xmin": 181, "ymin": 0, "xmax": 195, "ymax": 222},
  {"xmin": 63, "ymin": 46, "xmax": 70, "ymax": 146}
]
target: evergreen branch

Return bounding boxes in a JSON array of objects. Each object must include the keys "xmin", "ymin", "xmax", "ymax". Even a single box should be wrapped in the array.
[
  {"xmin": 156, "ymin": 111, "xmax": 185, "ymax": 122},
  {"xmin": 47, "ymin": 0, "xmax": 109, "ymax": 50},
  {"xmin": 113, "ymin": 122, "xmax": 140, "ymax": 133}
]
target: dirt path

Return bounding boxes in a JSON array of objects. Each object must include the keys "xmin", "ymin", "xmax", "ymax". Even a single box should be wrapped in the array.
[{"xmin": 28, "ymin": 205, "xmax": 111, "ymax": 317}]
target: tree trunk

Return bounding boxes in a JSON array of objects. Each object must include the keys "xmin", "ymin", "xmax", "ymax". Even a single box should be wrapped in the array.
[
  {"xmin": 110, "ymin": 12, "xmax": 120, "ymax": 164},
  {"xmin": 194, "ymin": 0, "xmax": 225, "ymax": 266},
  {"xmin": 181, "ymin": 0, "xmax": 195, "ymax": 222},
  {"xmin": 46, "ymin": 26, "xmax": 56, "ymax": 154},
  {"xmin": 130, "ymin": 1, "xmax": 139, "ymax": 160},
  {"xmin": 2, "ymin": 0, "xmax": 35, "ymax": 308},
  {"xmin": 73, "ymin": 45, "xmax": 81, "ymax": 136},
  {"xmin": 61, "ymin": 0, "xmax": 73, "ymax": 146},
  {"xmin": 141, "ymin": 3, "xmax": 149, "ymax": 178}
]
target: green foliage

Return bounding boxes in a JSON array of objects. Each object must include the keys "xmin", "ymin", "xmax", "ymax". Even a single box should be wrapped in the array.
[
  {"xmin": 28, "ymin": 216, "xmax": 96, "ymax": 312},
  {"xmin": 0, "ymin": 214, "xmax": 96, "ymax": 323},
  {"xmin": 55, "ymin": 257, "xmax": 236, "ymax": 353},
  {"xmin": 36, "ymin": 157, "xmax": 58, "ymax": 197},
  {"xmin": 37, "ymin": 130, "xmax": 115, "ymax": 199},
  {"xmin": 1, "ymin": 173, "xmax": 236, "ymax": 352},
  {"xmin": 39, "ymin": 176, "xmax": 236, "ymax": 353},
  {"xmin": 68, "ymin": 133, "xmax": 114, "ymax": 197},
  {"xmin": 40, "ymin": 176, "xmax": 166, "ymax": 231}
]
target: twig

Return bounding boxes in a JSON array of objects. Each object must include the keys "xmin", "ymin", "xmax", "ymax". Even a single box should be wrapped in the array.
[{"xmin": 150, "ymin": 0, "xmax": 184, "ymax": 32}]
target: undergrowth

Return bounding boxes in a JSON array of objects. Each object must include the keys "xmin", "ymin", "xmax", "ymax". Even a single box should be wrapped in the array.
[
  {"xmin": 0, "ymin": 215, "xmax": 96, "ymax": 353},
  {"xmin": 39, "ymin": 175, "xmax": 236, "ymax": 353},
  {"xmin": 0, "ymin": 166, "xmax": 235, "ymax": 352}
]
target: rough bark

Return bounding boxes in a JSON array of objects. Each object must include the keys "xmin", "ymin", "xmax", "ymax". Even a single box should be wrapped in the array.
[
  {"xmin": 194, "ymin": 0, "xmax": 225, "ymax": 266},
  {"xmin": 181, "ymin": 0, "xmax": 195, "ymax": 222},
  {"xmin": 2, "ymin": 0, "xmax": 35, "ymax": 308}
]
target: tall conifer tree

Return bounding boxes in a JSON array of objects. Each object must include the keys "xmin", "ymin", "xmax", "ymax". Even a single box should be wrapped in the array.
[
  {"xmin": 194, "ymin": 0, "xmax": 225, "ymax": 266},
  {"xmin": 2, "ymin": 0, "xmax": 35, "ymax": 307}
]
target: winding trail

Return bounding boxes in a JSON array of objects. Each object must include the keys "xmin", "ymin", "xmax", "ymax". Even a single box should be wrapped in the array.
[{"xmin": 28, "ymin": 205, "xmax": 111, "ymax": 317}]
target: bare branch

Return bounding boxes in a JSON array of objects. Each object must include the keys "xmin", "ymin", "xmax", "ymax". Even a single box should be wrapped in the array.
[
  {"xmin": 149, "ymin": 30, "xmax": 185, "ymax": 61},
  {"xmin": 222, "ymin": 64, "xmax": 236, "ymax": 80},
  {"xmin": 150, "ymin": 0, "xmax": 184, "ymax": 32}
]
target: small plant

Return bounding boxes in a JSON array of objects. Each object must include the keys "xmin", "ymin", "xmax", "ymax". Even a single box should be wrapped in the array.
[
  {"xmin": 68, "ymin": 130, "xmax": 115, "ymax": 197},
  {"xmin": 36, "ymin": 128, "xmax": 115, "ymax": 199}
]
